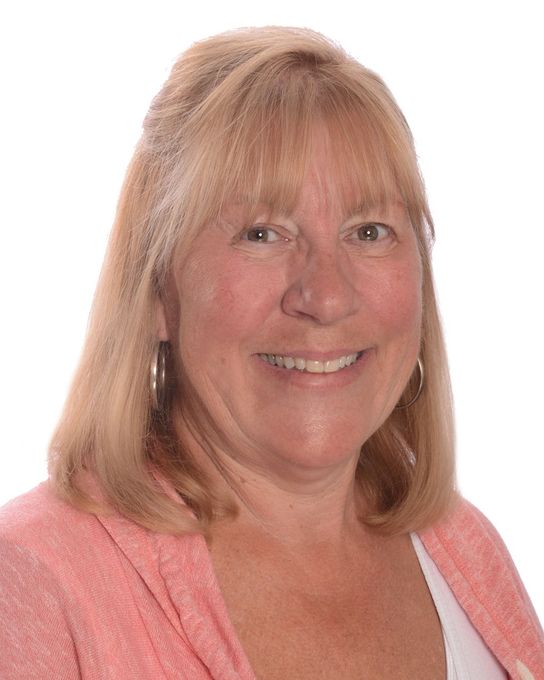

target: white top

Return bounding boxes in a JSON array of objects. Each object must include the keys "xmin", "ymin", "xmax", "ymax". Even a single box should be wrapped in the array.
[{"xmin": 411, "ymin": 533, "xmax": 508, "ymax": 680}]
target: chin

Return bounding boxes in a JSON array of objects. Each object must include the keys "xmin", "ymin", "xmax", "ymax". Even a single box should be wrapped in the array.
[{"xmin": 260, "ymin": 426, "xmax": 366, "ymax": 473}]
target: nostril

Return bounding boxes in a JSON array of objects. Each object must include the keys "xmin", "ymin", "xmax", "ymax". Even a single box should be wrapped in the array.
[{"xmin": 281, "ymin": 261, "xmax": 359, "ymax": 324}]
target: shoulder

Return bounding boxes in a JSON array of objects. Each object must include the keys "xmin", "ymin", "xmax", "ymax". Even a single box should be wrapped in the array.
[
  {"xmin": 0, "ymin": 482, "xmax": 211, "ymax": 678},
  {"xmin": 0, "ymin": 481, "xmax": 119, "ymax": 627},
  {"xmin": 421, "ymin": 496, "xmax": 514, "ymax": 565},
  {"xmin": 0, "ymin": 480, "xmax": 98, "ymax": 535},
  {"xmin": 419, "ymin": 496, "xmax": 544, "ymax": 680},
  {"xmin": 0, "ymin": 482, "xmax": 106, "ymax": 568},
  {"xmin": 0, "ymin": 484, "xmax": 103, "ymax": 677},
  {"xmin": 419, "ymin": 496, "xmax": 533, "ymax": 608},
  {"xmin": 0, "ymin": 479, "xmax": 207, "ymax": 584},
  {"xmin": 0, "ymin": 480, "xmax": 196, "ymax": 592}
]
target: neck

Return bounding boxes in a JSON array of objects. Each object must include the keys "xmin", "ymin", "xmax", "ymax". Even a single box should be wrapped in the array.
[
  {"xmin": 190, "ymin": 444, "xmax": 368, "ymax": 550},
  {"xmin": 235, "ymin": 464, "xmax": 364, "ymax": 542},
  {"xmin": 174, "ymin": 410, "xmax": 372, "ymax": 549}
]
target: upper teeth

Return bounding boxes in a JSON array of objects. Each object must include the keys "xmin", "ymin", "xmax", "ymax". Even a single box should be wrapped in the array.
[{"xmin": 258, "ymin": 352, "xmax": 361, "ymax": 373}]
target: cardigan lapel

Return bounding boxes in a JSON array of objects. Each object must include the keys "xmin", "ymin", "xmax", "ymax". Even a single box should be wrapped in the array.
[{"xmin": 419, "ymin": 499, "xmax": 544, "ymax": 680}]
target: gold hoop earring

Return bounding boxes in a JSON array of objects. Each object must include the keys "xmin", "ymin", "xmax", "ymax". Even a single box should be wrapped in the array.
[
  {"xmin": 395, "ymin": 358, "xmax": 424, "ymax": 410},
  {"xmin": 150, "ymin": 341, "xmax": 170, "ymax": 411}
]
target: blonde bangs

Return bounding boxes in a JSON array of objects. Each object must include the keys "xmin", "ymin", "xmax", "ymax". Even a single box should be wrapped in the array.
[{"xmin": 167, "ymin": 62, "xmax": 432, "ymax": 254}]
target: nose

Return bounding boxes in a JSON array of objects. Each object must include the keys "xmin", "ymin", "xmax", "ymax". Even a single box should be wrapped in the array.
[{"xmin": 281, "ymin": 247, "xmax": 360, "ymax": 325}]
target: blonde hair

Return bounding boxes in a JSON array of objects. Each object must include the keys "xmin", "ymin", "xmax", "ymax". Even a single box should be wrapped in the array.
[{"xmin": 49, "ymin": 27, "xmax": 456, "ymax": 535}]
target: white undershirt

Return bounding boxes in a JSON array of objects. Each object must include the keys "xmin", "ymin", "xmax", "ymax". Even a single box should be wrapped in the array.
[{"xmin": 411, "ymin": 533, "xmax": 507, "ymax": 680}]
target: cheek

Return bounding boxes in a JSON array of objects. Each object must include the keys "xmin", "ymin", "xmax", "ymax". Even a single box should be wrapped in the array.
[
  {"xmin": 177, "ymin": 254, "xmax": 279, "ymax": 354},
  {"xmin": 363, "ymin": 257, "xmax": 423, "ymax": 339}
]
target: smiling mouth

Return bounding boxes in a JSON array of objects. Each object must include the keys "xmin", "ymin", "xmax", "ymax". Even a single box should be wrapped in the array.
[{"xmin": 258, "ymin": 351, "xmax": 364, "ymax": 374}]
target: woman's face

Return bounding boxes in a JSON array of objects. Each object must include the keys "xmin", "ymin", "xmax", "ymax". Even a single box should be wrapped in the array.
[{"xmin": 160, "ymin": 149, "xmax": 423, "ymax": 481}]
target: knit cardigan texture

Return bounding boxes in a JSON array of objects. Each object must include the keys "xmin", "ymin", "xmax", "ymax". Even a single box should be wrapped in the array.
[{"xmin": 0, "ymin": 482, "xmax": 542, "ymax": 679}]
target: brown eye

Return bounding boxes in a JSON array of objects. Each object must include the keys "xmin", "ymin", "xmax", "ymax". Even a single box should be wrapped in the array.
[
  {"xmin": 243, "ymin": 226, "xmax": 282, "ymax": 243},
  {"xmin": 357, "ymin": 224, "xmax": 387, "ymax": 241},
  {"xmin": 246, "ymin": 228, "xmax": 268, "ymax": 242}
]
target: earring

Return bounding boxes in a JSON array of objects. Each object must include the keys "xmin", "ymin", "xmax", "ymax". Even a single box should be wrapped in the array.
[
  {"xmin": 395, "ymin": 357, "xmax": 424, "ymax": 410},
  {"xmin": 150, "ymin": 341, "xmax": 170, "ymax": 411}
]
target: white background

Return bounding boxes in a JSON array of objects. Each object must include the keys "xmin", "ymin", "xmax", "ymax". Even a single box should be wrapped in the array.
[{"xmin": 1, "ymin": 1, "xmax": 542, "ymax": 624}]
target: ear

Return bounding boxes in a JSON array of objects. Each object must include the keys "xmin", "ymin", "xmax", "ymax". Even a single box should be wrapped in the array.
[{"xmin": 155, "ymin": 297, "xmax": 170, "ymax": 341}]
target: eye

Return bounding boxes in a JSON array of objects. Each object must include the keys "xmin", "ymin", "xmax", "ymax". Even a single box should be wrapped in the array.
[
  {"xmin": 241, "ymin": 226, "xmax": 284, "ymax": 243},
  {"xmin": 355, "ymin": 223, "xmax": 390, "ymax": 241}
]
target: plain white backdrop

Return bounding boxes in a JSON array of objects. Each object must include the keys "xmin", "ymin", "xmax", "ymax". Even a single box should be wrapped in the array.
[{"xmin": 1, "ymin": 0, "xmax": 542, "ymax": 624}]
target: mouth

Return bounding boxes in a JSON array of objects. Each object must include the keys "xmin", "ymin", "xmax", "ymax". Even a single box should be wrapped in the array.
[{"xmin": 258, "ymin": 351, "xmax": 365, "ymax": 374}]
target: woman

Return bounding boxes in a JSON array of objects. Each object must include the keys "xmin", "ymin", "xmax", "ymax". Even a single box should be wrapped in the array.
[{"xmin": 0, "ymin": 27, "xmax": 542, "ymax": 679}]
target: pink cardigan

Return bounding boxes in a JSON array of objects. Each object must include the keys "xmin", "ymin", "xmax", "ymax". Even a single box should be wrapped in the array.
[{"xmin": 0, "ymin": 483, "xmax": 542, "ymax": 679}]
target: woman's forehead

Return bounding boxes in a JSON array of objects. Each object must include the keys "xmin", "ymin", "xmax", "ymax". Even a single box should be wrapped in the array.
[
  {"xmin": 224, "ymin": 134, "xmax": 391, "ymax": 203},
  {"xmin": 213, "ymin": 193, "xmax": 408, "ymax": 233},
  {"xmin": 222, "ymin": 172, "xmax": 404, "ymax": 221}
]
